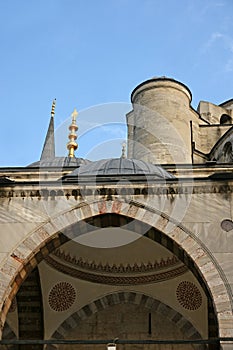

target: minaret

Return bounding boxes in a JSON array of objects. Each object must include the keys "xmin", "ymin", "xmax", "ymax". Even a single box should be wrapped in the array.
[
  {"xmin": 40, "ymin": 99, "xmax": 56, "ymax": 160},
  {"xmin": 67, "ymin": 108, "xmax": 78, "ymax": 158}
]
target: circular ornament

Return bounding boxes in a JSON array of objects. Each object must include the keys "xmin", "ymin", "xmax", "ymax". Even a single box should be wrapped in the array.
[
  {"xmin": 221, "ymin": 219, "xmax": 233, "ymax": 232},
  {"xmin": 49, "ymin": 282, "xmax": 76, "ymax": 311},
  {"xmin": 176, "ymin": 281, "xmax": 202, "ymax": 310}
]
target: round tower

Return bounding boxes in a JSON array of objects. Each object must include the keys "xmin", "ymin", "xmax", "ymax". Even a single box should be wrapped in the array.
[{"xmin": 127, "ymin": 77, "xmax": 195, "ymax": 164}]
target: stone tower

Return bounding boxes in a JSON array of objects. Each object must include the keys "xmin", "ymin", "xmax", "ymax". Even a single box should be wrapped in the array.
[{"xmin": 126, "ymin": 77, "xmax": 199, "ymax": 164}]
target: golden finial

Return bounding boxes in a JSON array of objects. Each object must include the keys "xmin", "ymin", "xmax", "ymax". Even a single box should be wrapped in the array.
[
  {"xmin": 51, "ymin": 98, "xmax": 56, "ymax": 117},
  {"xmin": 67, "ymin": 108, "xmax": 78, "ymax": 157},
  {"xmin": 121, "ymin": 141, "xmax": 126, "ymax": 159}
]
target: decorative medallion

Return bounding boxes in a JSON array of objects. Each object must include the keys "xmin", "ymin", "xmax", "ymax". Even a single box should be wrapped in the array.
[
  {"xmin": 176, "ymin": 281, "xmax": 202, "ymax": 310},
  {"xmin": 221, "ymin": 219, "xmax": 233, "ymax": 232},
  {"xmin": 9, "ymin": 297, "xmax": 17, "ymax": 313},
  {"xmin": 48, "ymin": 282, "xmax": 76, "ymax": 312}
]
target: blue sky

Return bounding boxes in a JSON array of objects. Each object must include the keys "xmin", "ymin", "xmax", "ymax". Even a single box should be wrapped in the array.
[{"xmin": 1, "ymin": 0, "xmax": 233, "ymax": 166}]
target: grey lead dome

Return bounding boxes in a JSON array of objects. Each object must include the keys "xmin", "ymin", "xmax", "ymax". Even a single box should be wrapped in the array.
[
  {"xmin": 28, "ymin": 157, "xmax": 90, "ymax": 167},
  {"xmin": 69, "ymin": 158, "xmax": 175, "ymax": 179}
]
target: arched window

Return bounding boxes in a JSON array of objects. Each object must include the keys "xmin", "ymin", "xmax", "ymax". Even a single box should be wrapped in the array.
[{"xmin": 220, "ymin": 113, "xmax": 232, "ymax": 124}]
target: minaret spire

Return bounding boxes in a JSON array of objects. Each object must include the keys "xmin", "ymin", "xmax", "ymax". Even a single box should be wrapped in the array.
[
  {"xmin": 67, "ymin": 108, "xmax": 78, "ymax": 158},
  {"xmin": 121, "ymin": 141, "xmax": 126, "ymax": 159},
  {"xmin": 40, "ymin": 99, "xmax": 56, "ymax": 160}
]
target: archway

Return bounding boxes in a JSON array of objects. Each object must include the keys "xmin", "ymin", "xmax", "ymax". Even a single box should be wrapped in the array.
[
  {"xmin": 0, "ymin": 199, "xmax": 232, "ymax": 347},
  {"xmin": 48, "ymin": 292, "xmax": 205, "ymax": 350}
]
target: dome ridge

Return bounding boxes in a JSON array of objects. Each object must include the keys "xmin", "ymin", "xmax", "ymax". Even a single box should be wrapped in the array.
[{"xmin": 68, "ymin": 158, "xmax": 175, "ymax": 179}]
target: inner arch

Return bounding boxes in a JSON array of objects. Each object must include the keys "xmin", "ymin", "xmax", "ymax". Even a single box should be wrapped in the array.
[
  {"xmin": 49, "ymin": 292, "xmax": 206, "ymax": 350},
  {"xmin": 60, "ymin": 213, "xmax": 218, "ymax": 340}
]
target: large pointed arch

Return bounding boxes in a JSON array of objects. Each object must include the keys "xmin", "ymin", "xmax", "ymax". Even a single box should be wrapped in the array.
[{"xmin": 0, "ymin": 199, "xmax": 232, "ymax": 342}]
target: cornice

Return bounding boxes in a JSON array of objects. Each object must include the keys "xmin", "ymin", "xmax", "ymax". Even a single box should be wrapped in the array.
[
  {"xmin": 44, "ymin": 255, "xmax": 188, "ymax": 285},
  {"xmin": 1, "ymin": 181, "xmax": 233, "ymax": 199},
  {"xmin": 52, "ymin": 249, "xmax": 180, "ymax": 274}
]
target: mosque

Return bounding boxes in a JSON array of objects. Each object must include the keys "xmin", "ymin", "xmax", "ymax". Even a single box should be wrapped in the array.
[{"xmin": 1, "ymin": 77, "xmax": 233, "ymax": 350}]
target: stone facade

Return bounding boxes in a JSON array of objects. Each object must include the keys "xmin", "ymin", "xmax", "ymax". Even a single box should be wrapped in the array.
[{"xmin": 1, "ymin": 77, "xmax": 233, "ymax": 350}]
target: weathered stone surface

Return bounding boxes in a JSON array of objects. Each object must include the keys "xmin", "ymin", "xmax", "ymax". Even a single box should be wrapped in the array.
[{"xmin": 2, "ymin": 76, "xmax": 233, "ymax": 344}]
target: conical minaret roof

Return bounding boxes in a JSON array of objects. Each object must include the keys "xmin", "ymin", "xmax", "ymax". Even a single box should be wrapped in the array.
[{"xmin": 40, "ymin": 99, "xmax": 56, "ymax": 160}]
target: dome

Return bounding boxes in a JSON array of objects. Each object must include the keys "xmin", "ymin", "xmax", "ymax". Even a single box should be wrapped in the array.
[
  {"xmin": 131, "ymin": 76, "xmax": 192, "ymax": 103},
  {"xmin": 28, "ymin": 157, "xmax": 91, "ymax": 168},
  {"xmin": 68, "ymin": 158, "xmax": 175, "ymax": 179}
]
